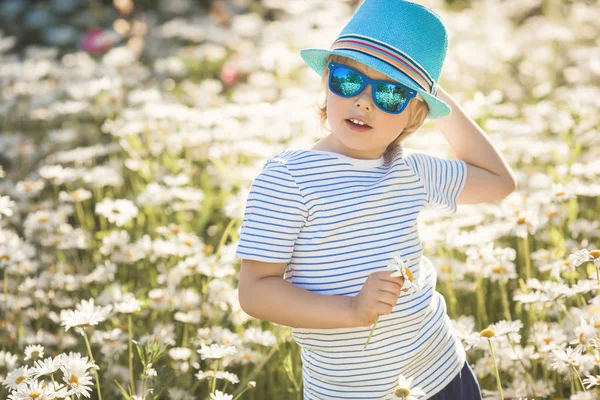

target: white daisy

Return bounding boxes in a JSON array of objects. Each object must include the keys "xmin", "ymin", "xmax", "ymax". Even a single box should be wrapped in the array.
[
  {"xmin": 1, "ymin": 366, "xmax": 30, "ymax": 391},
  {"xmin": 582, "ymin": 374, "xmax": 600, "ymax": 389},
  {"xmin": 569, "ymin": 316, "xmax": 599, "ymax": 346},
  {"xmin": 60, "ymin": 298, "xmax": 113, "ymax": 333},
  {"xmin": 393, "ymin": 374, "xmax": 427, "ymax": 399},
  {"xmin": 388, "ymin": 255, "xmax": 422, "ymax": 295},
  {"xmin": 551, "ymin": 346, "xmax": 583, "ymax": 374},
  {"xmin": 210, "ymin": 390, "xmax": 233, "ymax": 400},
  {"xmin": 0, "ymin": 195, "xmax": 16, "ymax": 220},
  {"xmin": 95, "ymin": 198, "xmax": 139, "ymax": 227},
  {"xmin": 60, "ymin": 352, "xmax": 97, "ymax": 399},
  {"xmin": 24, "ymin": 345, "xmax": 44, "ymax": 361},
  {"xmin": 114, "ymin": 292, "xmax": 142, "ymax": 314},
  {"xmin": 6, "ymin": 379, "xmax": 54, "ymax": 400},
  {"xmin": 30, "ymin": 355, "xmax": 63, "ymax": 380},
  {"xmin": 197, "ymin": 344, "xmax": 237, "ymax": 360}
]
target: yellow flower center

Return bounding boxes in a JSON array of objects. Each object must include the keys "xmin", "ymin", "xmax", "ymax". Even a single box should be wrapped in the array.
[
  {"xmin": 404, "ymin": 268, "xmax": 414, "ymax": 282},
  {"xmin": 516, "ymin": 216, "xmax": 527, "ymax": 224},
  {"xmin": 440, "ymin": 264, "xmax": 452, "ymax": 274},
  {"xmin": 480, "ymin": 328, "xmax": 496, "ymax": 338},
  {"xmin": 543, "ymin": 337, "xmax": 553, "ymax": 344},
  {"xmin": 555, "ymin": 191, "xmax": 565, "ymax": 197},
  {"xmin": 590, "ymin": 250, "xmax": 600, "ymax": 259},
  {"xmin": 579, "ymin": 333, "xmax": 585, "ymax": 344},
  {"xmin": 184, "ymin": 239, "xmax": 193, "ymax": 247},
  {"xmin": 491, "ymin": 265, "xmax": 506, "ymax": 274},
  {"xmin": 69, "ymin": 374, "xmax": 80, "ymax": 386},
  {"xmin": 30, "ymin": 393, "xmax": 41, "ymax": 399},
  {"xmin": 394, "ymin": 387, "xmax": 411, "ymax": 397},
  {"xmin": 16, "ymin": 376, "xmax": 26, "ymax": 384},
  {"xmin": 593, "ymin": 321, "xmax": 600, "ymax": 329}
]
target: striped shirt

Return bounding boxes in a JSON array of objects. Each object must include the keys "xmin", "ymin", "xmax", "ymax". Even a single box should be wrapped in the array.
[{"xmin": 235, "ymin": 146, "xmax": 468, "ymax": 399}]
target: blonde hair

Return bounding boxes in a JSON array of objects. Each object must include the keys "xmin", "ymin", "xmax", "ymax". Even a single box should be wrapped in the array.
[{"xmin": 317, "ymin": 54, "xmax": 429, "ymax": 164}]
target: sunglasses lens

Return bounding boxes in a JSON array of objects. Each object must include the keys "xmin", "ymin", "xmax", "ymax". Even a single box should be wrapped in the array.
[
  {"xmin": 330, "ymin": 67, "xmax": 363, "ymax": 96},
  {"xmin": 374, "ymin": 83, "xmax": 410, "ymax": 113}
]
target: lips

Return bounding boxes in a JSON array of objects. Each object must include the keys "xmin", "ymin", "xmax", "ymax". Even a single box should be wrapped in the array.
[{"xmin": 345, "ymin": 118, "xmax": 371, "ymax": 128}]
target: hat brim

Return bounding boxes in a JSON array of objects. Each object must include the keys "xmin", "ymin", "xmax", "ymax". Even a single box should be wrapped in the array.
[{"xmin": 300, "ymin": 48, "xmax": 451, "ymax": 119}]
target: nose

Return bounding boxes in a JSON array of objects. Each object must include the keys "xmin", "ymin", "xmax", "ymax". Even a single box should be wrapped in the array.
[{"xmin": 354, "ymin": 83, "xmax": 374, "ymax": 112}]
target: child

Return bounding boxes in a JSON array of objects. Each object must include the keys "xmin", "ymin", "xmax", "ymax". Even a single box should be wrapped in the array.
[{"xmin": 236, "ymin": 0, "xmax": 517, "ymax": 398}]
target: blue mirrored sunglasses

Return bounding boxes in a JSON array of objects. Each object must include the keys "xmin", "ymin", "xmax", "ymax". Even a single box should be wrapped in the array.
[{"xmin": 327, "ymin": 61, "xmax": 419, "ymax": 114}]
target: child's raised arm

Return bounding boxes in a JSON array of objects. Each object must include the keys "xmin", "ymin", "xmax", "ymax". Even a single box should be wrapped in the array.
[{"xmin": 238, "ymin": 258, "xmax": 405, "ymax": 329}]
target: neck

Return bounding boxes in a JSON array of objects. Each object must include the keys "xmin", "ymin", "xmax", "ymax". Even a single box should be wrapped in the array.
[{"xmin": 313, "ymin": 134, "xmax": 386, "ymax": 160}]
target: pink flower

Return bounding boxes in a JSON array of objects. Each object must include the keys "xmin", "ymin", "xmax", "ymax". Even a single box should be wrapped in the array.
[
  {"xmin": 81, "ymin": 28, "xmax": 119, "ymax": 54},
  {"xmin": 220, "ymin": 63, "xmax": 238, "ymax": 86}
]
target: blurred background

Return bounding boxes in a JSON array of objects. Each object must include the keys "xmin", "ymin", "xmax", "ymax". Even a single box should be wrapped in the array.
[{"xmin": 1, "ymin": 0, "xmax": 600, "ymax": 399}]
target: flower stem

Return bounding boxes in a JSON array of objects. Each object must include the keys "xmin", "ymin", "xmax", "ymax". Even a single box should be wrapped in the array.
[
  {"xmin": 232, "ymin": 386, "xmax": 252, "ymax": 400},
  {"xmin": 572, "ymin": 365, "xmax": 586, "ymax": 392},
  {"xmin": 507, "ymin": 334, "xmax": 535, "ymax": 395},
  {"xmin": 499, "ymin": 280, "xmax": 512, "ymax": 321},
  {"xmin": 487, "ymin": 338, "xmax": 504, "ymax": 400},
  {"xmin": 83, "ymin": 329, "xmax": 103, "ymax": 400},
  {"xmin": 362, "ymin": 316, "xmax": 379, "ymax": 351},
  {"xmin": 210, "ymin": 359, "xmax": 219, "ymax": 394},
  {"xmin": 128, "ymin": 314, "xmax": 135, "ymax": 396}
]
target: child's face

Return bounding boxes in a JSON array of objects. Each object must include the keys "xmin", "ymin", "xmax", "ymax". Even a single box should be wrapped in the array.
[{"xmin": 326, "ymin": 60, "xmax": 412, "ymax": 159}]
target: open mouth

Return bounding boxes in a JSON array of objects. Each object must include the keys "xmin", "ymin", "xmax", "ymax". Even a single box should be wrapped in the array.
[{"xmin": 345, "ymin": 119, "xmax": 372, "ymax": 131}]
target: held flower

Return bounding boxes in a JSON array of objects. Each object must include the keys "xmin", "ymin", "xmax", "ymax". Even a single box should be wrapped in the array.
[
  {"xmin": 393, "ymin": 374, "xmax": 427, "ymax": 399},
  {"xmin": 363, "ymin": 255, "xmax": 421, "ymax": 351}
]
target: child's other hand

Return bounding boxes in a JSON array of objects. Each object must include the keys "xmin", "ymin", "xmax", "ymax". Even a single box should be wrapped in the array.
[{"xmin": 350, "ymin": 271, "xmax": 405, "ymax": 327}]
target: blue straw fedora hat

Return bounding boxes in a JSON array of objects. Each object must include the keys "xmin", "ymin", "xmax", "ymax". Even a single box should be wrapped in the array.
[{"xmin": 300, "ymin": 0, "xmax": 451, "ymax": 119}]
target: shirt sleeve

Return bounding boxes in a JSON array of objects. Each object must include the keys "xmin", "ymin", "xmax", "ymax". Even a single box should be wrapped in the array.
[
  {"xmin": 404, "ymin": 151, "xmax": 467, "ymax": 215},
  {"xmin": 234, "ymin": 159, "xmax": 308, "ymax": 264}
]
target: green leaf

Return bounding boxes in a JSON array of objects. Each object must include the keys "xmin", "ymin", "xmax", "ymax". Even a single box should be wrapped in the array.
[{"xmin": 114, "ymin": 379, "xmax": 132, "ymax": 400}]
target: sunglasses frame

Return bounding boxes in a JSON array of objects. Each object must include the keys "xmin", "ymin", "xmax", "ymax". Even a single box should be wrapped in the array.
[{"xmin": 327, "ymin": 61, "xmax": 420, "ymax": 114}]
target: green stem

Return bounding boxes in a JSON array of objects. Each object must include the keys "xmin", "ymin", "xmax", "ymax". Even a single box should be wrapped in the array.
[
  {"xmin": 499, "ymin": 280, "xmax": 512, "ymax": 321},
  {"xmin": 216, "ymin": 219, "xmax": 237, "ymax": 255},
  {"xmin": 231, "ymin": 344, "xmax": 278, "ymax": 398},
  {"xmin": 362, "ymin": 316, "xmax": 379, "ymax": 351},
  {"xmin": 507, "ymin": 334, "xmax": 535, "ymax": 396},
  {"xmin": 83, "ymin": 329, "xmax": 103, "ymax": 400},
  {"xmin": 129, "ymin": 315, "xmax": 135, "ymax": 396},
  {"xmin": 475, "ymin": 276, "xmax": 489, "ymax": 327},
  {"xmin": 232, "ymin": 387, "xmax": 252, "ymax": 400},
  {"xmin": 210, "ymin": 359, "xmax": 219, "ymax": 394},
  {"xmin": 3, "ymin": 267, "xmax": 8, "ymax": 324},
  {"xmin": 487, "ymin": 338, "xmax": 504, "ymax": 400},
  {"xmin": 572, "ymin": 364, "xmax": 586, "ymax": 392},
  {"xmin": 521, "ymin": 233, "xmax": 532, "ymax": 281}
]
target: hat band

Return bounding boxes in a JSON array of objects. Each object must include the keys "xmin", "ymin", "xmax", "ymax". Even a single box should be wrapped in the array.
[{"xmin": 330, "ymin": 34, "xmax": 437, "ymax": 96}]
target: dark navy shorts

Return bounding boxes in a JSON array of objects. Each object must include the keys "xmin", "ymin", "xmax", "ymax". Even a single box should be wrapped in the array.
[{"xmin": 429, "ymin": 361, "xmax": 482, "ymax": 400}]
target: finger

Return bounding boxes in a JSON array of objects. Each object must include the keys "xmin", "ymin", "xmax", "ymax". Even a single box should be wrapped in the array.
[
  {"xmin": 376, "ymin": 301, "xmax": 395, "ymax": 315},
  {"xmin": 377, "ymin": 291, "xmax": 399, "ymax": 307},
  {"xmin": 378, "ymin": 271, "xmax": 405, "ymax": 286},
  {"xmin": 378, "ymin": 281, "xmax": 403, "ymax": 296}
]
